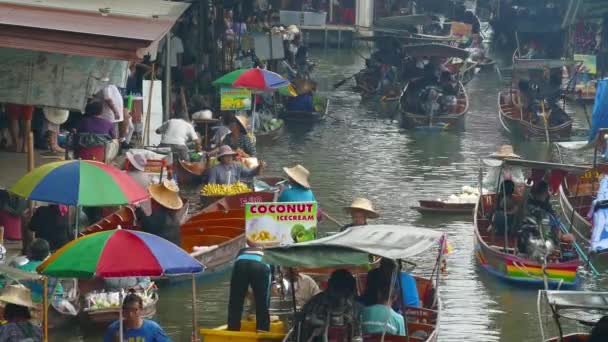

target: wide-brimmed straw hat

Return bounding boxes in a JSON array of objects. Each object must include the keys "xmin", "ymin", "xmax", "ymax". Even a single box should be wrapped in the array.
[
  {"xmin": 344, "ymin": 197, "xmax": 379, "ymax": 219},
  {"xmin": 217, "ymin": 145, "xmax": 238, "ymax": 159},
  {"xmin": 283, "ymin": 164, "xmax": 311, "ymax": 189},
  {"xmin": 294, "ymin": 79, "xmax": 317, "ymax": 95},
  {"xmin": 148, "ymin": 179, "xmax": 183, "ymax": 210},
  {"xmin": 126, "ymin": 151, "xmax": 147, "ymax": 172},
  {"xmin": 490, "ymin": 145, "xmax": 521, "ymax": 159},
  {"xmin": 0, "ymin": 285, "xmax": 35, "ymax": 308},
  {"xmin": 43, "ymin": 107, "xmax": 70, "ymax": 125},
  {"xmin": 232, "ymin": 115, "xmax": 249, "ymax": 132}
]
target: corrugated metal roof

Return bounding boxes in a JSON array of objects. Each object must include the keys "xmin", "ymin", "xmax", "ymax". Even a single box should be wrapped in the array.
[
  {"xmin": 0, "ymin": 1, "xmax": 189, "ymax": 41},
  {"xmin": 0, "ymin": 0, "xmax": 189, "ymax": 60}
]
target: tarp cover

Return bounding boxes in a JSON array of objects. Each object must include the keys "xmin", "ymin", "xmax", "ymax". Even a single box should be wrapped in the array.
[
  {"xmin": 0, "ymin": 264, "xmax": 44, "ymax": 281},
  {"xmin": 588, "ymin": 79, "xmax": 608, "ymax": 142},
  {"xmin": 590, "ymin": 175, "xmax": 608, "ymax": 252},
  {"xmin": 502, "ymin": 159, "xmax": 591, "ymax": 174},
  {"xmin": 263, "ymin": 225, "xmax": 444, "ymax": 268},
  {"xmin": 544, "ymin": 290, "xmax": 608, "ymax": 310},
  {"xmin": 0, "ymin": 48, "xmax": 127, "ymax": 111}
]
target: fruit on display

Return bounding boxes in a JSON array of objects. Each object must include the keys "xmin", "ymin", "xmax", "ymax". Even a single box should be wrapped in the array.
[
  {"xmin": 290, "ymin": 224, "xmax": 316, "ymax": 243},
  {"xmin": 201, "ymin": 182, "xmax": 251, "ymax": 196}
]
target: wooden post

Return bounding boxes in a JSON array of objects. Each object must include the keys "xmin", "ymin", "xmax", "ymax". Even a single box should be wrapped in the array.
[
  {"xmin": 23, "ymin": 132, "xmax": 35, "ymax": 255},
  {"xmin": 43, "ymin": 277, "xmax": 48, "ymax": 342},
  {"xmin": 27, "ymin": 131, "xmax": 34, "ymax": 171},
  {"xmin": 165, "ymin": 31, "xmax": 172, "ymax": 122},
  {"xmin": 191, "ymin": 273, "xmax": 198, "ymax": 341}
]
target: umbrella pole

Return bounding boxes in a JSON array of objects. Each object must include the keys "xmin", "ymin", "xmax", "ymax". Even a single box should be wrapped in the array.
[
  {"xmin": 43, "ymin": 277, "xmax": 48, "ymax": 342},
  {"xmin": 119, "ymin": 291, "xmax": 124, "ymax": 342},
  {"xmin": 251, "ymin": 94, "xmax": 257, "ymax": 135},
  {"xmin": 191, "ymin": 273, "xmax": 198, "ymax": 341},
  {"xmin": 74, "ymin": 206, "xmax": 80, "ymax": 238}
]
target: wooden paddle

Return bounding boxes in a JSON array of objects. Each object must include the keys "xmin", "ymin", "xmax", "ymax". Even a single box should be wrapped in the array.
[
  {"xmin": 541, "ymin": 100, "xmax": 551, "ymax": 143},
  {"xmin": 333, "ymin": 73, "xmax": 358, "ymax": 89},
  {"xmin": 321, "ymin": 211, "xmax": 344, "ymax": 228}
]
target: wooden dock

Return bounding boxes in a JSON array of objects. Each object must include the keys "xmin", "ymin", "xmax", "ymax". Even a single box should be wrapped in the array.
[{"xmin": 300, "ymin": 24, "xmax": 367, "ymax": 48}]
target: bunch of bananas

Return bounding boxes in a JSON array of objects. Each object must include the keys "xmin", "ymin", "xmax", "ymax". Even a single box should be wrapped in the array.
[{"xmin": 201, "ymin": 182, "xmax": 252, "ymax": 196}]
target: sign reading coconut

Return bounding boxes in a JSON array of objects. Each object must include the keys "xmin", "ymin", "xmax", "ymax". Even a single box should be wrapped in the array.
[
  {"xmin": 245, "ymin": 202, "xmax": 317, "ymax": 247},
  {"xmin": 220, "ymin": 87, "xmax": 252, "ymax": 111}
]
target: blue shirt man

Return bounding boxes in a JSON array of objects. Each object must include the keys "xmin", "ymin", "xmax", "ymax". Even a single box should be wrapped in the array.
[{"xmin": 104, "ymin": 319, "xmax": 171, "ymax": 342}]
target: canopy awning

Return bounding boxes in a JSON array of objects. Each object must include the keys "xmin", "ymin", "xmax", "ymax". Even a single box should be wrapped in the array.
[
  {"xmin": 0, "ymin": 264, "xmax": 45, "ymax": 282},
  {"xmin": 402, "ymin": 44, "xmax": 469, "ymax": 59},
  {"xmin": 502, "ymin": 158, "xmax": 591, "ymax": 174},
  {"xmin": 263, "ymin": 225, "xmax": 444, "ymax": 268},
  {"xmin": 0, "ymin": 0, "xmax": 189, "ymax": 60},
  {"xmin": 374, "ymin": 15, "xmax": 432, "ymax": 29},
  {"xmin": 543, "ymin": 290, "xmax": 608, "ymax": 311}
]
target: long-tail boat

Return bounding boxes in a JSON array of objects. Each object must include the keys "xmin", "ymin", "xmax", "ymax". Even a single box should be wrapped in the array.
[
  {"xmin": 474, "ymin": 158, "xmax": 588, "ymax": 288},
  {"xmin": 498, "ymin": 58, "xmax": 574, "ymax": 141},
  {"xmin": 399, "ymin": 44, "xmax": 470, "ymax": 130}
]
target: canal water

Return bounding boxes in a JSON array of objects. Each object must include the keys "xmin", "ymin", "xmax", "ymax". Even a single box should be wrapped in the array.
[{"xmin": 50, "ymin": 47, "xmax": 608, "ymax": 341}]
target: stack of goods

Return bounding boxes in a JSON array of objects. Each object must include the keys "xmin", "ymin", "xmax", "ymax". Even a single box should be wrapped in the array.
[
  {"xmin": 440, "ymin": 185, "xmax": 486, "ymax": 204},
  {"xmin": 201, "ymin": 182, "xmax": 252, "ymax": 196},
  {"xmin": 85, "ymin": 289, "xmax": 156, "ymax": 311}
]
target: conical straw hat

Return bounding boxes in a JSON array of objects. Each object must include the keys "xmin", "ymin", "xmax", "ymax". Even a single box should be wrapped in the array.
[
  {"xmin": 490, "ymin": 145, "xmax": 521, "ymax": 159},
  {"xmin": 148, "ymin": 179, "xmax": 183, "ymax": 210},
  {"xmin": 344, "ymin": 197, "xmax": 379, "ymax": 219},
  {"xmin": 0, "ymin": 284, "xmax": 35, "ymax": 308},
  {"xmin": 283, "ymin": 164, "xmax": 311, "ymax": 189}
]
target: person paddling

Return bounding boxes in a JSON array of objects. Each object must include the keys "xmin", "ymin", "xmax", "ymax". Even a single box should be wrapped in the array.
[{"xmin": 341, "ymin": 197, "xmax": 379, "ymax": 232}]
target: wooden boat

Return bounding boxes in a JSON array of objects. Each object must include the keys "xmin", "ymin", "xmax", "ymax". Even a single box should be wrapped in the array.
[
  {"xmin": 411, "ymin": 200, "xmax": 474, "ymax": 215},
  {"xmin": 538, "ymin": 290, "xmax": 608, "ymax": 341},
  {"xmin": 182, "ymin": 191, "xmax": 276, "ymax": 272},
  {"xmin": 400, "ymin": 81, "xmax": 468, "ymax": 130},
  {"xmin": 174, "ymin": 159, "xmax": 206, "ymax": 186},
  {"xmin": 558, "ymin": 176, "xmax": 596, "ymax": 249},
  {"xmin": 474, "ymin": 159, "xmax": 587, "ymax": 288},
  {"xmin": 82, "ymin": 292, "xmax": 158, "ymax": 327},
  {"xmin": 264, "ymin": 225, "xmax": 443, "ymax": 342},
  {"xmin": 255, "ymin": 121, "xmax": 284, "ymax": 143},
  {"xmin": 47, "ymin": 279, "xmax": 81, "ymax": 329},
  {"xmin": 498, "ymin": 89, "xmax": 573, "ymax": 140},
  {"xmin": 280, "ymin": 96, "xmax": 330, "ymax": 123},
  {"xmin": 80, "ymin": 198, "xmax": 190, "ymax": 235}
]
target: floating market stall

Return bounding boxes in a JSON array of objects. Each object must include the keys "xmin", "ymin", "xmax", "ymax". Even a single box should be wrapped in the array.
[
  {"xmin": 37, "ymin": 229, "xmax": 204, "ymax": 341},
  {"xmin": 201, "ymin": 224, "xmax": 447, "ymax": 342}
]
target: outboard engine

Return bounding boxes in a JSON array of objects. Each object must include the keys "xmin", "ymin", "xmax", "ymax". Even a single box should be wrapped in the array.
[{"xmin": 518, "ymin": 216, "xmax": 556, "ymax": 261}]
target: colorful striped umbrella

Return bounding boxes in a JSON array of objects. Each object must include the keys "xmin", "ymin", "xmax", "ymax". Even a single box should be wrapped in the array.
[
  {"xmin": 10, "ymin": 160, "xmax": 148, "ymax": 206},
  {"xmin": 212, "ymin": 68, "xmax": 290, "ymax": 91},
  {"xmin": 37, "ymin": 229, "xmax": 204, "ymax": 278}
]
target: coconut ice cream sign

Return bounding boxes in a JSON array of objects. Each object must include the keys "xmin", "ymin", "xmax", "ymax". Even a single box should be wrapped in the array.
[{"xmin": 245, "ymin": 202, "xmax": 317, "ymax": 247}]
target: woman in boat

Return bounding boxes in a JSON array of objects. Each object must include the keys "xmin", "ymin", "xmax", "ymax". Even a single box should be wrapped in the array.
[
  {"xmin": 360, "ymin": 258, "xmax": 420, "ymax": 308},
  {"xmin": 220, "ymin": 115, "xmax": 256, "ymax": 157},
  {"xmin": 104, "ymin": 291, "xmax": 170, "ymax": 342},
  {"xmin": 299, "ymin": 269, "xmax": 362, "ymax": 341},
  {"xmin": 17, "ymin": 239, "xmax": 64, "ymax": 304},
  {"xmin": 341, "ymin": 197, "xmax": 379, "ymax": 232},
  {"xmin": 227, "ymin": 247, "xmax": 271, "ymax": 332},
  {"xmin": 125, "ymin": 151, "xmax": 152, "ymax": 189},
  {"xmin": 286, "ymin": 80, "xmax": 315, "ymax": 113},
  {"xmin": 492, "ymin": 179, "xmax": 520, "ymax": 236},
  {"xmin": 76, "ymin": 101, "xmax": 117, "ymax": 161},
  {"xmin": 135, "ymin": 180, "xmax": 183, "ymax": 245},
  {"xmin": 278, "ymin": 164, "xmax": 316, "ymax": 202},
  {"xmin": 0, "ymin": 285, "xmax": 42, "ymax": 341},
  {"xmin": 361, "ymin": 276, "xmax": 406, "ymax": 336},
  {"xmin": 207, "ymin": 145, "xmax": 264, "ymax": 185}
]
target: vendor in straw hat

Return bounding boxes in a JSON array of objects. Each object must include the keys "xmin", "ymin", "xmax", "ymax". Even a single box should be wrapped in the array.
[
  {"xmin": 278, "ymin": 164, "xmax": 316, "ymax": 203},
  {"xmin": 125, "ymin": 151, "xmax": 153, "ymax": 189},
  {"xmin": 208, "ymin": 145, "xmax": 265, "ymax": 185},
  {"xmin": 135, "ymin": 179, "xmax": 184, "ymax": 245},
  {"xmin": 220, "ymin": 115, "xmax": 256, "ymax": 157},
  {"xmin": 341, "ymin": 198, "xmax": 379, "ymax": 232},
  {"xmin": 0, "ymin": 285, "xmax": 42, "ymax": 341}
]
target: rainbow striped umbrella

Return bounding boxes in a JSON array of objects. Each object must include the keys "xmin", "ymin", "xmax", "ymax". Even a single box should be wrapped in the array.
[
  {"xmin": 10, "ymin": 160, "xmax": 148, "ymax": 206},
  {"xmin": 37, "ymin": 229, "xmax": 204, "ymax": 278},
  {"xmin": 212, "ymin": 68, "xmax": 290, "ymax": 91}
]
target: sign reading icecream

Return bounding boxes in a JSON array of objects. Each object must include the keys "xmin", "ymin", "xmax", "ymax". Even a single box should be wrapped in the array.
[
  {"xmin": 245, "ymin": 202, "xmax": 317, "ymax": 247},
  {"xmin": 220, "ymin": 87, "xmax": 252, "ymax": 111}
]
